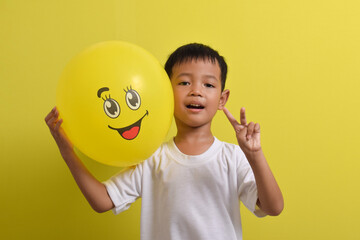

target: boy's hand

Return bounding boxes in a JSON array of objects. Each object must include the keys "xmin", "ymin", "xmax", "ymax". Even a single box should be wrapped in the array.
[
  {"xmin": 45, "ymin": 107, "xmax": 73, "ymax": 153},
  {"xmin": 223, "ymin": 107, "xmax": 261, "ymax": 153},
  {"xmin": 46, "ymin": 107, "xmax": 115, "ymax": 213},
  {"xmin": 224, "ymin": 107, "xmax": 284, "ymax": 216}
]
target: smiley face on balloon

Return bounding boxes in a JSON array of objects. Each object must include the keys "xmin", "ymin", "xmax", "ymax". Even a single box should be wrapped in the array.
[
  {"xmin": 56, "ymin": 41, "xmax": 173, "ymax": 167},
  {"xmin": 97, "ymin": 86, "xmax": 148, "ymax": 140}
]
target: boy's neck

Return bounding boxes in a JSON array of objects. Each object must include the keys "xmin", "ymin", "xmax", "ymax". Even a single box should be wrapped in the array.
[{"xmin": 174, "ymin": 122, "xmax": 215, "ymax": 156}]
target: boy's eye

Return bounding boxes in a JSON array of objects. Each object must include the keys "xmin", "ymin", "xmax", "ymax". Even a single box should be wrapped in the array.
[
  {"xmin": 205, "ymin": 83, "xmax": 215, "ymax": 88},
  {"xmin": 179, "ymin": 82, "xmax": 190, "ymax": 86}
]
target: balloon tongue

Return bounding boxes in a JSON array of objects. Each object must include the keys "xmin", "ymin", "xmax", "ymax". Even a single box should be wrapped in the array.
[{"xmin": 121, "ymin": 126, "xmax": 140, "ymax": 140}]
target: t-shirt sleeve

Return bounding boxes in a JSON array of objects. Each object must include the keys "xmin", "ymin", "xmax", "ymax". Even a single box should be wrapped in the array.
[
  {"xmin": 236, "ymin": 148, "xmax": 267, "ymax": 218},
  {"xmin": 103, "ymin": 164, "xmax": 143, "ymax": 215}
]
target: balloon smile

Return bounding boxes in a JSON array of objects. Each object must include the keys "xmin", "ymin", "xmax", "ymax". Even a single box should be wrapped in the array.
[{"xmin": 108, "ymin": 110, "xmax": 149, "ymax": 140}]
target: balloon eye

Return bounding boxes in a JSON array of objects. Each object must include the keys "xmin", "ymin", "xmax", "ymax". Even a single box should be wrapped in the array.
[
  {"xmin": 125, "ymin": 89, "xmax": 141, "ymax": 110},
  {"xmin": 104, "ymin": 98, "xmax": 120, "ymax": 118}
]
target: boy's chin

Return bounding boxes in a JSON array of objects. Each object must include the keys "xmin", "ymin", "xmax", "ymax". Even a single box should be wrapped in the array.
[{"xmin": 175, "ymin": 118, "xmax": 212, "ymax": 129}]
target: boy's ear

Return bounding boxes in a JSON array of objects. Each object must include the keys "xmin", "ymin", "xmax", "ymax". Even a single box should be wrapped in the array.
[{"xmin": 218, "ymin": 89, "xmax": 230, "ymax": 110}]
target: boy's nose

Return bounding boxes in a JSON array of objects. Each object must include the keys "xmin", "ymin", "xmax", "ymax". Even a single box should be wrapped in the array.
[
  {"xmin": 189, "ymin": 84, "xmax": 203, "ymax": 97},
  {"xmin": 189, "ymin": 89, "xmax": 202, "ymax": 97}
]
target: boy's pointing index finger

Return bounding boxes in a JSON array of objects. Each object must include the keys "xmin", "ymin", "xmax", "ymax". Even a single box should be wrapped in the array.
[{"xmin": 223, "ymin": 107, "xmax": 239, "ymax": 129}]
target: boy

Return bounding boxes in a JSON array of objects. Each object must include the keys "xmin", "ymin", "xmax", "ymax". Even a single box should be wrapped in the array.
[{"xmin": 45, "ymin": 43, "xmax": 283, "ymax": 240}]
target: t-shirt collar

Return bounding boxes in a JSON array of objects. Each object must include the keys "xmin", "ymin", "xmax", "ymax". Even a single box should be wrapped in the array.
[{"xmin": 166, "ymin": 137, "xmax": 222, "ymax": 166}]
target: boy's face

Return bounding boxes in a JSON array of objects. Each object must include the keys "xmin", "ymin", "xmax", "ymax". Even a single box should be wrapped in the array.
[{"xmin": 170, "ymin": 59, "xmax": 229, "ymax": 129}]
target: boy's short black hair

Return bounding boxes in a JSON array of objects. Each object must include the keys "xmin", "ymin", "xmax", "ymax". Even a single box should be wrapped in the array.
[{"xmin": 164, "ymin": 43, "xmax": 227, "ymax": 91}]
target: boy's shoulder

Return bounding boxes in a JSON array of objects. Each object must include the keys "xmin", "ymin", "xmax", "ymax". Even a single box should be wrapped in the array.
[{"xmin": 215, "ymin": 137, "xmax": 244, "ymax": 153}]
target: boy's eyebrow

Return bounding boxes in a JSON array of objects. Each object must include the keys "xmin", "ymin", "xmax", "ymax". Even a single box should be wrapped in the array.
[
  {"xmin": 175, "ymin": 73, "xmax": 218, "ymax": 81},
  {"xmin": 203, "ymin": 74, "xmax": 218, "ymax": 81},
  {"xmin": 175, "ymin": 73, "xmax": 192, "ymax": 79}
]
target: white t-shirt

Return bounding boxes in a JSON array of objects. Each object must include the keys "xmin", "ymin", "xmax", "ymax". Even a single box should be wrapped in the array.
[{"xmin": 104, "ymin": 137, "xmax": 265, "ymax": 240}]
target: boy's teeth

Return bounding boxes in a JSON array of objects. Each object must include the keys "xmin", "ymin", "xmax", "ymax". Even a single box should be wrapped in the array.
[{"xmin": 187, "ymin": 104, "xmax": 204, "ymax": 109}]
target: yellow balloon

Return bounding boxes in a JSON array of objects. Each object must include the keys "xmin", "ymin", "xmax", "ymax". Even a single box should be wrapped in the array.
[{"xmin": 56, "ymin": 41, "xmax": 173, "ymax": 167}]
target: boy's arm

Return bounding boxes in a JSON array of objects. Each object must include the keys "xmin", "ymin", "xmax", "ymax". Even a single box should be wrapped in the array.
[
  {"xmin": 45, "ymin": 107, "xmax": 114, "ymax": 213},
  {"xmin": 223, "ymin": 107, "xmax": 284, "ymax": 216}
]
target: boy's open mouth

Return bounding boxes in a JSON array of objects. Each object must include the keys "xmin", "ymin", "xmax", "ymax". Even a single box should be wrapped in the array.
[
  {"xmin": 108, "ymin": 110, "xmax": 149, "ymax": 140},
  {"xmin": 186, "ymin": 104, "xmax": 204, "ymax": 109}
]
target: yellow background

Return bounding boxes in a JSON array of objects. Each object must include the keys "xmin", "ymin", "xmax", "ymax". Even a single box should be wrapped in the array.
[{"xmin": 1, "ymin": 0, "xmax": 359, "ymax": 239}]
